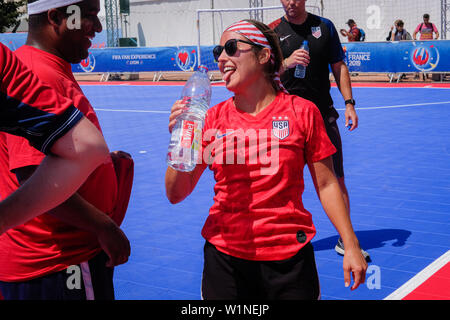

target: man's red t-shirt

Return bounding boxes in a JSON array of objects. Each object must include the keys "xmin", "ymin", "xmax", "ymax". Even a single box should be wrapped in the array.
[
  {"xmin": 0, "ymin": 45, "xmax": 118, "ymax": 281},
  {"xmin": 200, "ymin": 92, "xmax": 336, "ymax": 261},
  {"xmin": 0, "ymin": 43, "xmax": 83, "ymax": 154}
]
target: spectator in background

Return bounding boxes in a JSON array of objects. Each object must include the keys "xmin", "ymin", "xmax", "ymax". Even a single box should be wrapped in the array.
[
  {"xmin": 390, "ymin": 20, "xmax": 412, "ymax": 41},
  {"xmin": 340, "ymin": 19, "xmax": 361, "ymax": 42},
  {"xmin": 413, "ymin": 14, "xmax": 439, "ymax": 40},
  {"xmin": 387, "ymin": 20, "xmax": 411, "ymax": 81}
]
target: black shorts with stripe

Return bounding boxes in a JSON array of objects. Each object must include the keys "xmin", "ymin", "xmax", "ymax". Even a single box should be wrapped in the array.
[{"xmin": 0, "ymin": 252, "xmax": 114, "ymax": 300}]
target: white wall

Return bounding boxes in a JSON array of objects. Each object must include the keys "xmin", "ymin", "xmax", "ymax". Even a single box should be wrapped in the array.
[{"xmin": 99, "ymin": 0, "xmax": 443, "ymax": 47}]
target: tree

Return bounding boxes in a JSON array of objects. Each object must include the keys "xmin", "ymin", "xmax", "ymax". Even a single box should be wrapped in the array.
[{"xmin": 0, "ymin": 0, "xmax": 26, "ymax": 33}]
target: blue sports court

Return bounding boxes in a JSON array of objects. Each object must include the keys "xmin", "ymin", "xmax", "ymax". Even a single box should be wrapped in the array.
[{"xmin": 81, "ymin": 82, "xmax": 450, "ymax": 300}]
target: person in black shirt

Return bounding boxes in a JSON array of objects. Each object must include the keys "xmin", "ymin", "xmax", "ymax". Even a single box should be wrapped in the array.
[{"xmin": 269, "ymin": 0, "xmax": 370, "ymax": 261}]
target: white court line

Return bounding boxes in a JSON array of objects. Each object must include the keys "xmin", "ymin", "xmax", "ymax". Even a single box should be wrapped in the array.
[
  {"xmin": 336, "ymin": 100, "xmax": 450, "ymax": 111},
  {"xmin": 384, "ymin": 250, "xmax": 450, "ymax": 300},
  {"xmin": 95, "ymin": 108, "xmax": 170, "ymax": 113}
]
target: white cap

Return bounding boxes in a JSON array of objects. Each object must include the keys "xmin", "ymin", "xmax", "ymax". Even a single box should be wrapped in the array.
[{"xmin": 28, "ymin": 0, "xmax": 83, "ymax": 15}]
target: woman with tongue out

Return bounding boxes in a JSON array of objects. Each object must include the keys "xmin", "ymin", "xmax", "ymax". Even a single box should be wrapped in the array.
[{"xmin": 165, "ymin": 20, "xmax": 367, "ymax": 299}]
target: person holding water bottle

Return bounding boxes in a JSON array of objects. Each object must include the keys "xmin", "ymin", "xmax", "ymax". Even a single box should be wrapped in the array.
[
  {"xmin": 270, "ymin": 0, "xmax": 370, "ymax": 261},
  {"xmin": 165, "ymin": 19, "xmax": 367, "ymax": 299}
]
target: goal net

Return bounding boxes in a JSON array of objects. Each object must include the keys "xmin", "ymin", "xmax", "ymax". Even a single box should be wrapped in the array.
[{"xmin": 196, "ymin": 5, "xmax": 322, "ymax": 72}]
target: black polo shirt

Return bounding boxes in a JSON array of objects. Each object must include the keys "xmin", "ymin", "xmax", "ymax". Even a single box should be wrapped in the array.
[{"xmin": 269, "ymin": 14, "xmax": 345, "ymax": 116}]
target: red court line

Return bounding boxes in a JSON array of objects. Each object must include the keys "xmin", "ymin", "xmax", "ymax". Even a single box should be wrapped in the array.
[
  {"xmin": 385, "ymin": 250, "xmax": 450, "ymax": 300},
  {"xmin": 77, "ymin": 81, "xmax": 450, "ymax": 88},
  {"xmin": 403, "ymin": 262, "xmax": 450, "ymax": 300}
]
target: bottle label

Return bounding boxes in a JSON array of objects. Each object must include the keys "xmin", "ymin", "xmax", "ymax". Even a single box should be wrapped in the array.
[{"xmin": 181, "ymin": 120, "xmax": 200, "ymax": 149}]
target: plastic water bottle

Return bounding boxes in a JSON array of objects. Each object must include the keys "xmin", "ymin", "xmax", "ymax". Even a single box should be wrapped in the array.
[
  {"xmin": 167, "ymin": 65, "xmax": 211, "ymax": 172},
  {"xmin": 294, "ymin": 40, "xmax": 309, "ymax": 78}
]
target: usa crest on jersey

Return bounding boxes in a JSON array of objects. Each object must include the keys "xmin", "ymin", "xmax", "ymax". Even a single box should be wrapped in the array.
[
  {"xmin": 272, "ymin": 117, "xmax": 290, "ymax": 140},
  {"xmin": 311, "ymin": 26, "xmax": 322, "ymax": 39}
]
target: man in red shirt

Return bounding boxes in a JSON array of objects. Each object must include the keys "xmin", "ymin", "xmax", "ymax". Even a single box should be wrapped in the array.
[
  {"xmin": 0, "ymin": 42, "xmax": 110, "ymax": 239},
  {"xmin": 340, "ymin": 19, "xmax": 361, "ymax": 42},
  {"xmin": 0, "ymin": 0, "xmax": 134, "ymax": 300}
]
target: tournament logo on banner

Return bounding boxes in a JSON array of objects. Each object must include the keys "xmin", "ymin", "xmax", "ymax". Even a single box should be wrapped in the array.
[
  {"xmin": 174, "ymin": 48, "xmax": 197, "ymax": 71},
  {"xmin": 410, "ymin": 44, "xmax": 440, "ymax": 72},
  {"xmin": 79, "ymin": 52, "xmax": 96, "ymax": 73}
]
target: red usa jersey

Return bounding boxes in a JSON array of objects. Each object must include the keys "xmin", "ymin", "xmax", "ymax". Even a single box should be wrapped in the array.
[{"xmin": 200, "ymin": 91, "xmax": 336, "ymax": 261}]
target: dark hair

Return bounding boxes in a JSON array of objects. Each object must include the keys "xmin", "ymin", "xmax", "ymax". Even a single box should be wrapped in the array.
[
  {"xmin": 243, "ymin": 19, "xmax": 284, "ymax": 92},
  {"xmin": 396, "ymin": 20, "xmax": 404, "ymax": 27},
  {"xmin": 423, "ymin": 14, "xmax": 430, "ymax": 19}
]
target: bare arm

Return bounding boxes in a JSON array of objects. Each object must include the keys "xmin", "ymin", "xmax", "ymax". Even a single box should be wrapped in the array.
[
  {"xmin": 330, "ymin": 60, "xmax": 358, "ymax": 131},
  {"xmin": 0, "ymin": 116, "xmax": 109, "ymax": 234},
  {"xmin": 308, "ymin": 156, "xmax": 367, "ymax": 290},
  {"xmin": 165, "ymin": 165, "xmax": 206, "ymax": 204},
  {"xmin": 14, "ymin": 164, "xmax": 130, "ymax": 267}
]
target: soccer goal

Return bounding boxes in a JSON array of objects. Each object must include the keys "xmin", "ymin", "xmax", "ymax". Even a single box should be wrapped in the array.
[{"xmin": 196, "ymin": 5, "xmax": 322, "ymax": 73}]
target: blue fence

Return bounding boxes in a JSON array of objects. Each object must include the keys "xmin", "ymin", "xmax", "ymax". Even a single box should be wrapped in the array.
[{"xmin": 1, "ymin": 33, "xmax": 449, "ymax": 74}]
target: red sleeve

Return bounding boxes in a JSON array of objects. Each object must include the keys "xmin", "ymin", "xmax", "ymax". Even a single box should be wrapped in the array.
[
  {"xmin": 303, "ymin": 101, "xmax": 337, "ymax": 164},
  {"xmin": 432, "ymin": 23, "xmax": 438, "ymax": 33},
  {"xmin": 350, "ymin": 27, "xmax": 360, "ymax": 40},
  {"xmin": 6, "ymin": 133, "xmax": 45, "ymax": 172},
  {"xmin": 0, "ymin": 43, "xmax": 83, "ymax": 154}
]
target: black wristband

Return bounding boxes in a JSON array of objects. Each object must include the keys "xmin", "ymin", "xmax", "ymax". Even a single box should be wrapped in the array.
[{"xmin": 345, "ymin": 99, "xmax": 356, "ymax": 106}]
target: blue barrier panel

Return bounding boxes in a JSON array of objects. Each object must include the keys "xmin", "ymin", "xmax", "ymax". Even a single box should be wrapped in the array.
[
  {"xmin": 342, "ymin": 40, "xmax": 449, "ymax": 73},
  {"xmin": 0, "ymin": 33, "xmax": 27, "ymax": 50},
  {"xmin": 73, "ymin": 46, "xmax": 204, "ymax": 73},
  {"xmin": 74, "ymin": 41, "xmax": 450, "ymax": 74}
]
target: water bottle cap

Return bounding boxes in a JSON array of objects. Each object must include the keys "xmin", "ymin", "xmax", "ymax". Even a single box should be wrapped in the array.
[
  {"xmin": 198, "ymin": 65, "xmax": 208, "ymax": 73},
  {"xmin": 303, "ymin": 40, "xmax": 308, "ymax": 45}
]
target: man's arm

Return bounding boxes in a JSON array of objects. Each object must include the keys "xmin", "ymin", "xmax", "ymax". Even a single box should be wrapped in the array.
[
  {"xmin": 413, "ymin": 24, "xmax": 420, "ymax": 40},
  {"xmin": 13, "ymin": 163, "xmax": 131, "ymax": 267},
  {"xmin": 330, "ymin": 60, "xmax": 358, "ymax": 131},
  {"xmin": 0, "ymin": 116, "xmax": 109, "ymax": 234}
]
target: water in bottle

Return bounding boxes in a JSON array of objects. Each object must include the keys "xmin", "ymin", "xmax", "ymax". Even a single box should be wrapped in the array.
[
  {"xmin": 167, "ymin": 65, "xmax": 211, "ymax": 172},
  {"xmin": 294, "ymin": 40, "xmax": 309, "ymax": 79}
]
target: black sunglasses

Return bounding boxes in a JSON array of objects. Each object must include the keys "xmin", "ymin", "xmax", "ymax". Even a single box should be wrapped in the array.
[{"xmin": 213, "ymin": 39, "xmax": 263, "ymax": 61}]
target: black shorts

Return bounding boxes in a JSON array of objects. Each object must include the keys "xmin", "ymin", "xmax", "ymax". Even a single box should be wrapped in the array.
[
  {"xmin": 201, "ymin": 242, "xmax": 320, "ymax": 300},
  {"xmin": 0, "ymin": 251, "xmax": 114, "ymax": 300},
  {"xmin": 323, "ymin": 107, "xmax": 344, "ymax": 178}
]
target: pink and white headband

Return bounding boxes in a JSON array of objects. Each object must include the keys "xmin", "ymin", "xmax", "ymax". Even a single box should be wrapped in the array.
[{"xmin": 225, "ymin": 20, "xmax": 288, "ymax": 94}]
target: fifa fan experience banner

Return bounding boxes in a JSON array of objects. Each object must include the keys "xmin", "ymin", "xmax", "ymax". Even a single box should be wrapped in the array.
[
  {"xmin": 71, "ymin": 41, "xmax": 450, "ymax": 74},
  {"xmin": 68, "ymin": 41, "xmax": 450, "ymax": 74},
  {"xmin": 72, "ymin": 46, "xmax": 203, "ymax": 73},
  {"xmin": 1, "ymin": 33, "xmax": 449, "ymax": 73},
  {"xmin": 342, "ymin": 40, "xmax": 449, "ymax": 73}
]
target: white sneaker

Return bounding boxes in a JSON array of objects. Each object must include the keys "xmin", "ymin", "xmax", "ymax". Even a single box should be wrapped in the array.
[{"xmin": 335, "ymin": 238, "xmax": 371, "ymax": 261}]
